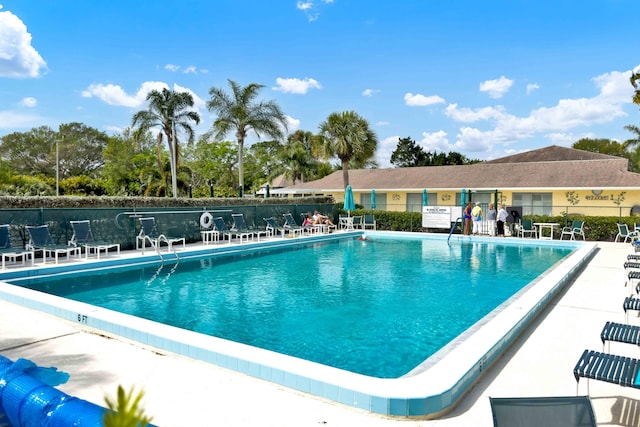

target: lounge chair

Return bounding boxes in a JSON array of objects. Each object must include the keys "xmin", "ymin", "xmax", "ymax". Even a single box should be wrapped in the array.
[
  {"xmin": 363, "ymin": 214, "xmax": 376, "ymax": 230},
  {"xmin": 212, "ymin": 216, "xmax": 234, "ymax": 244},
  {"xmin": 600, "ymin": 321, "xmax": 640, "ymax": 352},
  {"xmin": 560, "ymin": 220, "xmax": 586, "ymax": 240},
  {"xmin": 0, "ymin": 224, "xmax": 33, "ymax": 269},
  {"xmin": 69, "ymin": 220, "xmax": 120, "ymax": 259},
  {"xmin": 623, "ymin": 296, "xmax": 640, "ymax": 322},
  {"xmin": 282, "ymin": 213, "xmax": 306, "ymax": 237},
  {"xmin": 136, "ymin": 217, "xmax": 186, "ymax": 254},
  {"xmin": 616, "ymin": 224, "xmax": 639, "ymax": 243},
  {"xmin": 263, "ymin": 217, "xmax": 285, "ymax": 238},
  {"xmin": 518, "ymin": 219, "xmax": 537, "ymax": 238},
  {"xmin": 352, "ymin": 215, "xmax": 364, "ymax": 230},
  {"xmin": 489, "ymin": 396, "xmax": 596, "ymax": 427},
  {"xmin": 26, "ymin": 225, "xmax": 81, "ymax": 265},
  {"xmin": 574, "ymin": 349, "xmax": 640, "ymax": 394},
  {"xmin": 231, "ymin": 213, "xmax": 265, "ymax": 243}
]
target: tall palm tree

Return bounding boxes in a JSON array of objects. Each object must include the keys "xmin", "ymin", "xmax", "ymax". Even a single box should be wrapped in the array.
[
  {"xmin": 131, "ymin": 88, "xmax": 200, "ymax": 197},
  {"xmin": 318, "ymin": 111, "xmax": 378, "ymax": 188},
  {"xmin": 631, "ymin": 70, "xmax": 640, "ymax": 107},
  {"xmin": 207, "ymin": 79, "xmax": 288, "ymax": 196}
]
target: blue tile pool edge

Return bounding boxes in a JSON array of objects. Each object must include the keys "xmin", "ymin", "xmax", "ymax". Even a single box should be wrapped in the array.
[{"xmin": 0, "ymin": 232, "xmax": 596, "ymax": 418}]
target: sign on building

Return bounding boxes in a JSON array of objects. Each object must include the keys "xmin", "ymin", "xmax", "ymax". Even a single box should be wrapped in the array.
[{"xmin": 422, "ymin": 206, "xmax": 463, "ymax": 229}]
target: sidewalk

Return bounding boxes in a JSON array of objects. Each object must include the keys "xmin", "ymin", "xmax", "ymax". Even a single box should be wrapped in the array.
[{"xmin": 0, "ymin": 242, "xmax": 638, "ymax": 426}]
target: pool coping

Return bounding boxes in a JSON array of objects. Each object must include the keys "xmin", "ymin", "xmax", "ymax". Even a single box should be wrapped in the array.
[{"xmin": 0, "ymin": 231, "xmax": 596, "ymax": 417}]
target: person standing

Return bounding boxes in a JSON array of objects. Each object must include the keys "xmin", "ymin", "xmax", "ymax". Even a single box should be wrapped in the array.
[
  {"xmin": 487, "ymin": 203, "xmax": 497, "ymax": 236},
  {"xmin": 471, "ymin": 202, "xmax": 483, "ymax": 235},
  {"xmin": 463, "ymin": 202, "xmax": 473, "ymax": 235},
  {"xmin": 497, "ymin": 204, "xmax": 508, "ymax": 237}
]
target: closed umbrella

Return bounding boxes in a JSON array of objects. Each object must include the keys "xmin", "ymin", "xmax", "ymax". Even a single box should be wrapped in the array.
[
  {"xmin": 344, "ymin": 185, "xmax": 355, "ymax": 216},
  {"xmin": 422, "ymin": 189, "xmax": 428, "ymax": 207},
  {"xmin": 371, "ymin": 189, "xmax": 376, "ymax": 210},
  {"xmin": 461, "ymin": 188, "xmax": 466, "ymax": 207}
]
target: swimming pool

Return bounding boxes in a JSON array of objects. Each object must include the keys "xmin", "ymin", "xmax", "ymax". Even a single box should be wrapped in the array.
[
  {"xmin": 0, "ymin": 231, "xmax": 596, "ymax": 417},
  {"xmin": 11, "ymin": 236, "xmax": 573, "ymax": 378}
]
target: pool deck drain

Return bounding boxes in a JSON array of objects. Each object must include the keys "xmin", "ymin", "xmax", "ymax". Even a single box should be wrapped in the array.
[{"xmin": 0, "ymin": 238, "xmax": 637, "ymax": 426}]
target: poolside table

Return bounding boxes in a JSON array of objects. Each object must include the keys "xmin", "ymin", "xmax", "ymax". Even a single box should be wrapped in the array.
[{"xmin": 533, "ymin": 223, "xmax": 559, "ymax": 240}]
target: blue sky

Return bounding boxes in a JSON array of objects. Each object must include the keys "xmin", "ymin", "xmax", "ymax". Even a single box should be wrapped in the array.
[{"xmin": 0, "ymin": 1, "xmax": 639, "ymax": 168}]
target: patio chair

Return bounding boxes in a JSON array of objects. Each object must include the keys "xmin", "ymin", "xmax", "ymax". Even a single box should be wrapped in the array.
[
  {"xmin": 136, "ymin": 217, "xmax": 186, "ymax": 254},
  {"xmin": 600, "ymin": 321, "xmax": 640, "ymax": 352},
  {"xmin": 263, "ymin": 217, "xmax": 286, "ymax": 238},
  {"xmin": 26, "ymin": 224, "xmax": 81, "ymax": 265},
  {"xmin": 574, "ymin": 349, "xmax": 640, "ymax": 394},
  {"xmin": 212, "ymin": 216, "xmax": 234, "ymax": 244},
  {"xmin": 518, "ymin": 219, "xmax": 537, "ymax": 238},
  {"xmin": 489, "ymin": 396, "xmax": 596, "ymax": 427},
  {"xmin": 69, "ymin": 220, "xmax": 120, "ymax": 259},
  {"xmin": 616, "ymin": 223, "xmax": 639, "ymax": 243},
  {"xmin": 0, "ymin": 224, "xmax": 33, "ymax": 269},
  {"xmin": 363, "ymin": 214, "xmax": 376, "ymax": 230},
  {"xmin": 282, "ymin": 213, "xmax": 306, "ymax": 237},
  {"xmin": 231, "ymin": 213, "xmax": 267, "ymax": 242},
  {"xmin": 352, "ymin": 215, "xmax": 364, "ymax": 230},
  {"xmin": 560, "ymin": 220, "xmax": 585, "ymax": 240}
]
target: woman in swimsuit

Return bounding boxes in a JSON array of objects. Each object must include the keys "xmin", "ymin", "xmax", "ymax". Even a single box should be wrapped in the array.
[{"xmin": 463, "ymin": 202, "xmax": 473, "ymax": 236}]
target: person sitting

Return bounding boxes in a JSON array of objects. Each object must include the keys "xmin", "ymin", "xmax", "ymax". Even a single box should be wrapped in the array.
[
  {"xmin": 302, "ymin": 213, "xmax": 314, "ymax": 227},
  {"xmin": 312, "ymin": 211, "xmax": 334, "ymax": 226}
]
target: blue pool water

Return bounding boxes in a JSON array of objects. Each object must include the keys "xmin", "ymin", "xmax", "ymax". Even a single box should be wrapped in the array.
[{"xmin": 14, "ymin": 237, "xmax": 573, "ymax": 378}]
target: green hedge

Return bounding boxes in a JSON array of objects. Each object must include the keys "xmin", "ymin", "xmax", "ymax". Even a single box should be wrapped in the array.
[{"xmin": 340, "ymin": 208, "xmax": 634, "ymax": 242}]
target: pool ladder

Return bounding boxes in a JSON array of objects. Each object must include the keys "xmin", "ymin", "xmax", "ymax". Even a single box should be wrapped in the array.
[{"xmin": 447, "ymin": 217, "xmax": 463, "ymax": 243}]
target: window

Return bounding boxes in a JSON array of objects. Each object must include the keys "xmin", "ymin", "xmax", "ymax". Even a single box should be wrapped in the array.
[
  {"xmin": 406, "ymin": 192, "xmax": 437, "ymax": 212},
  {"xmin": 361, "ymin": 192, "xmax": 387, "ymax": 210},
  {"xmin": 511, "ymin": 192, "xmax": 552, "ymax": 215}
]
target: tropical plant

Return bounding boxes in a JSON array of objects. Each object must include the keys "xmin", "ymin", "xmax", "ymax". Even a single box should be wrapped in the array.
[
  {"xmin": 631, "ymin": 69, "xmax": 640, "ymax": 107},
  {"xmin": 103, "ymin": 385, "xmax": 153, "ymax": 427},
  {"xmin": 207, "ymin": 79, "xmax": 288, "ymax": 196},
  {"xmin": 131, "ymin": 88, "xmax": 201, "ymax": 197},
  {"xmin": 318, "ymin": 110, "xmax": 378, "ymax": 188}
]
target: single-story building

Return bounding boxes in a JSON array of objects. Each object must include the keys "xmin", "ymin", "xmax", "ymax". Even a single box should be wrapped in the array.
[{"xmin": 273, "ymin": 145, "xmax": 640, "ymax": 218}]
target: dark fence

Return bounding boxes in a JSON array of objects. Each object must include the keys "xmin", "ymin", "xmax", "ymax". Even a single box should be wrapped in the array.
[{"xmin": 0, "ymin": 203, "xmax": 336, "ymax": 250}]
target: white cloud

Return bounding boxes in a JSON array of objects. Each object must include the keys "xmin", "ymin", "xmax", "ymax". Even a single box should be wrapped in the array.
[
  {"xmin": 285, "ymin": 115, "xmax": 301, "ymax": 135},
  {"xmin": 165, "ymin": 64, "xmax": 180, "ymax": 72},
  {"xmin": 526, "ymin": 83, "xmax": 540, "ymax": 95},
  {"xmin": 0, "ymin": 110, "xmax": 42, "ymax": 129},
  {"xmin": 297, "ymin": 0, "xmax": 333, "ymax": 21},
  {"xmin": 445, "ymin": 104, "xmax": 508, "ymax": 123},
  {"xmin": 0, "ymin": 8, "xmax": 47, "ymax": 78},
  {"xmin": 419, "ymin": 130, "xmax": 450, "ymax": 153},
  {"xmin": 376, "ymin": 121, "xmax": 390, "ymax": 126},
  {"xmin": 81, "ymin": 81, "xmax": 169, "ymax": 107},
  {"xmin": 362, "ymin": 88, "xmax": 380, "ymax": 97},
  {"xmin": 18, "ymin": 96, "xmax": 36, "ymax": 107},
  {"xmin": 183, "ymin": 66, "xmax": 197, "ymax": 74},
  {"xmin": 404, "ymin": 93, "xmax": 445, "ymax": 107},
  {"xmin": 173, "ymin": 83, "xmax": 206, "ymax": 110},
  {"xmin": 376, "ymin": 135, "xmax": 401, "ymax": 168},
  {"xmin": 479, "ymin": 76, "xmax": 513, "ymax": 99},
  {"xmin": 273, "ymin": 77, "xmax": 321, "ymax": 94}
]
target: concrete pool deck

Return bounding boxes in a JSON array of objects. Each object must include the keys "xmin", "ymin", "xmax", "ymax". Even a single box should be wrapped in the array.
[{"xmin": 0, "ymin": 240, "xmax": 638, "ymax": 426}]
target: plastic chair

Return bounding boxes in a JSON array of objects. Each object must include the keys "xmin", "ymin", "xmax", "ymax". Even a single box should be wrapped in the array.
[{"xmin": 69, "ymin": 220, "xmax": 120, "ymax": 259}]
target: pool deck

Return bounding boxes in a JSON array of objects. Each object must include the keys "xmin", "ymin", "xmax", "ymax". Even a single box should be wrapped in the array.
[{"xmin": 1, "ymin": 239, "xmax": 639, "ymax": 426}]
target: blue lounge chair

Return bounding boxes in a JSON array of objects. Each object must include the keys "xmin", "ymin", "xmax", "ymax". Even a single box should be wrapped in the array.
[
  {"xmin": 282, "ymin": 213, "xmax": 306, "ymax": 237},
  {"xmin": 69, "ymin": 220, "xmax": 120, "ymax": 259},
  {"xmin": 574, "ymin": 349, "xmax": 640, "ymax": 394},
  {"xmin": 263, "ymin": 217, "xmax": 285, "ymax": 238},
  {"xmin": 136, "ymin": 217, "xmax": 185, "ymax": 254},
  {"xmin": 212, "ymin": 217, "xmax": 234, "ymax": 244},
  {"xmin": 363, "ymin": 214, "xmax": 376, "ymax": 230},
  {"xmin": 0, "ymin": 224, "xmax": 33, "ymax": 269},
  {"xmin": 232, "ymin": 213, "xmax": 267, "ymax": 242},
  {"xmin": 600, "ymin": 321, "xmax": 640, "ymax": 352},
  {"xmin": 490, "ymin": 396, "xmax": 596, "ymax": 427},
  {"xmin": 26, "ymin": 225, "xmax": 81, "ymax": 265}
]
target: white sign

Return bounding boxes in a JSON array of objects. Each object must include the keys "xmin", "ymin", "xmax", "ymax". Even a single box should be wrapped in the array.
[{"xmin": 422, "ymin": 206, "xmax": 463, "ymax": 228}]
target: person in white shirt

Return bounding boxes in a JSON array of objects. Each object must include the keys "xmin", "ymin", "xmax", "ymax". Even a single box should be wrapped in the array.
[{"xmin": 496, "ymin": 204, "xmax": 508, "ymax": 237}]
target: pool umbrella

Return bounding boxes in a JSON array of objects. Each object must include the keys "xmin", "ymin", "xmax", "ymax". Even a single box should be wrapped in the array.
[
  {"xmin": 344, "ymin": 185, "xmax": 355, "ymax": 216},
  {"xmin": 371, "ymin": 189, "xmax": 376, "ymax": 210},
  {"xmin": 461, "ymin": 188, "xmax": 466, "ymax": 207},
  {"xmin": 422, "ymin": 189, "xmax": 428, "ymax": 206}
]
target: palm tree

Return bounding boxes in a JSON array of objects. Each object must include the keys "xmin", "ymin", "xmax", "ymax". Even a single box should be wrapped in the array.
[
  {"xmin": 631, "ymin": 70, "xmax": 640, "ymax": 107},
  {"xmin": 131, "ymin": 88, "xmax": 200, "ymax": 197},
  {"xmin": 207, "ymin": 79, "xmax": 288, "ymax": 196},
  {"xmin": 318, "ymin": 111, "xmax": 378, "ymax": 188}
]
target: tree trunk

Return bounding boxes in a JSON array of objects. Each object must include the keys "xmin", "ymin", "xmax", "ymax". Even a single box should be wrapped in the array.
[
  {"xmin": 238, "ymin": 138, "xmax": 244, "ymax": 197},
  {"xmin": 342, "ymin": 159, "xmax": 350, "ymax": 188}
]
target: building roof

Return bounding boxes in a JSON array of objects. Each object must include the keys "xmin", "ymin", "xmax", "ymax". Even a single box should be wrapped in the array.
[
  {"xmin": 484, "ymin": 145, "xmax": 626, "ymax": 164},
  {"xmin": 277, "ymin": 146, "xmax": 640, "ymax": 193}
]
